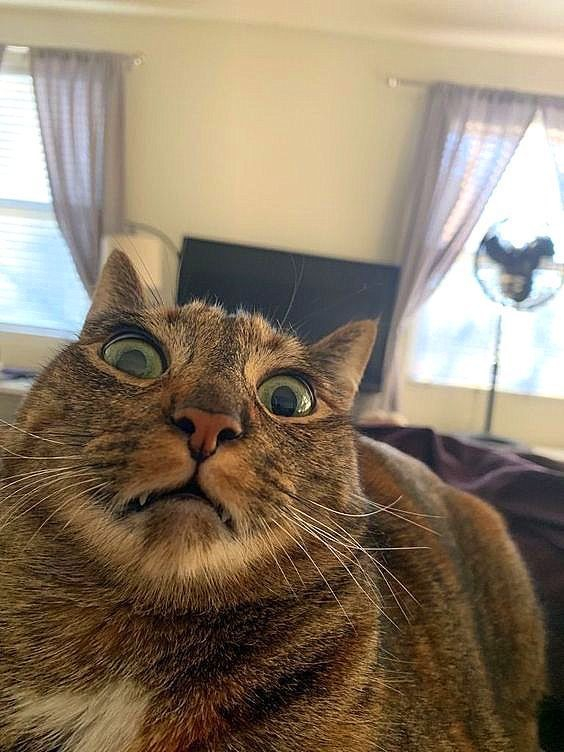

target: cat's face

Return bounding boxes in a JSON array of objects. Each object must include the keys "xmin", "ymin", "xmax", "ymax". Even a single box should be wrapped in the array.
[{"xmin": 7, "ymin": 252, "xmax": 375, "ymax": 607}]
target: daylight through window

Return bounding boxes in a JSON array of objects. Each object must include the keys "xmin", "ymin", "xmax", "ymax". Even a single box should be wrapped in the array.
[
  {"xmin": 0, "ymin": 48, "xmax": 90, "ymax": 337},
  {"xmin": 411, "ymin": 118, "xmax": 564, "ymax": 399}
]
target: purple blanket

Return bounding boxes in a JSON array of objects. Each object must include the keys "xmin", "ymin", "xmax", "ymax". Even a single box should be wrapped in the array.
[{"xmin": 360, "ymin": 425, "xmax": 564, "ymax": 702}]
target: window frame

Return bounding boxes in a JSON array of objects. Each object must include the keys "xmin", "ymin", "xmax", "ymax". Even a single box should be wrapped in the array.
[{"xmin": 0, "ymin": 46, "xmax": 86, "ymax": 371}]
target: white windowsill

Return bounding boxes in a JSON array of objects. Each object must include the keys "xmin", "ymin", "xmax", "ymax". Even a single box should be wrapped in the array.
[
  {"xmin": 0, "ymin": 328, "xmax": 71, "ymax": 371},
  {"xmin": 407, "ymin": 377, "xmax": 564, "ymax": 403},
  {"xmin": 403, "ymin": 379, "xmax": 564, "ymax": 451},
  {"xmin": 0, "ymin": 322, "xmax": 76, "ymax": 340},
  {"xmin": 0, "ymin": 378, "xmax": 34, "ymax": 397}
]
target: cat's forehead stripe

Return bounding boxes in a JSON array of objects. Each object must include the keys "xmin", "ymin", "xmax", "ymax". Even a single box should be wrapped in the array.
[{"xmin": 163, "ymin": 303, "xmax": 300, "ymax": 350}]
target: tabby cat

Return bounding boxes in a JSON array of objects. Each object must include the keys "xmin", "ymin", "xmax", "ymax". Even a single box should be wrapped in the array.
[{"xmin": 0, "ymin": 250, "xmax": 544, "ymax": 751}]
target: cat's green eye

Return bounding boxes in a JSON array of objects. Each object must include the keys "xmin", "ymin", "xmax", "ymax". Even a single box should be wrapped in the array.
[
  {"xmin": 102, "ymin": 336, "xmax": 165, "ymax": 379},
  {"xmin": 257, "ymin": 374, "xmax": 315, "ymax": 418}
]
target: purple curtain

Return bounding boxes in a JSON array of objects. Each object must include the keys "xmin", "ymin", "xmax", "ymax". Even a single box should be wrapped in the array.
[
  {"xmin": 30, "ymin": 48, "xmax": 126, "ymax": 294},
  {"xmin": 541, "ymin": 97, "xmax": 564, "ymax": 206},
  {"xmin": 381, "ymin": 83, "xmax": 538, "ymax": 411}
]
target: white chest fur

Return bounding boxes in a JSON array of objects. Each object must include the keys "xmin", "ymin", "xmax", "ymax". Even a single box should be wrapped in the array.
[{"xmin": 11, "ymin": 681, "xmax": 148, "ymax": 752}]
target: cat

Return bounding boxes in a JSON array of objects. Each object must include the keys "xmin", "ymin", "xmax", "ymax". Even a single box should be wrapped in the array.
[{"xmin": 0, "ymin": 250, "xmax": 544, "ymax": 752}]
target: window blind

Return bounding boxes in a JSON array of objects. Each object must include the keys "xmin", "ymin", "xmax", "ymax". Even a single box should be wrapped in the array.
[{"xmin": 0, "ymin": 48, "xmax": 89, "ymax": 336}]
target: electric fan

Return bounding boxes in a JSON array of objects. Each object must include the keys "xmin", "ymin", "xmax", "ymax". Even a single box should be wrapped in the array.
[{"xmin": 473, "ymin": 219, "xmax": 564, "ymax": 440}]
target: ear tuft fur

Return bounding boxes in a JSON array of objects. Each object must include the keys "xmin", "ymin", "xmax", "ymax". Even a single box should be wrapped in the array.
[
  {"xmin": 310, "ymin": 320, "xmax": 377, "ymax": 406},
  {"xmin": 85, "ymin": 250, "xmax": 145, "ymax": 322}
]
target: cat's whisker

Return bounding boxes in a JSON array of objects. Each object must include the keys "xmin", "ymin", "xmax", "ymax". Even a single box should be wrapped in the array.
[
  {"xmin": 36, "ymin": 433, "xmax": 89, "ymax": 448},
  {"xmin": 25, "ymin": 481, "xmax": 111, "ymax": 546},
  {"xmin": 271, "ymin": 530, "xmax": 306, "ymax": 587},
  {"xmin": 309, "ymin": 520, "xmax": 412, "ymax": 623},
  {"xmin": 115, "ymin": 235, "xmax": 165, "ymax": 308},
  {"xmin": 271, "ymin": 551, "xmax": 297, "ymax": 598},
  {"xmin": 282, "ymin": 508, "xmax": 390, "ymax": 599},
  {"xmin": 370, "ymin": 506, "xmax": 440, "ymax": 537},
  {"xmin": 273, "ymin": 480, "xmax": 407, "ymax": 553},
  {"xmin": 282, "ymin": 494, "xmax": 420, "ymax": 614},
  {"xmin": 286, "ymin": 510, "xmax": 384, "ymax": 570},
  {"xmin": 279, "ymin": 543, "xmax": 305, "ymax": 587},
  {"xmin": 373, "ymin": 557, "xmax": 420, "ymax": 606},
  {"xmin": 0, "ymin": 468, "xmax": 92, "ymax": 512},
  {"xmin": 371, "ymin": 560, "xmax": 412, "ymax": 623},
  {"xmin": 354, "ymin": 493, "xmax": 444, "ymax": 525},
  {"xmin": 274, "ymin": 479, "xmax": 399, "ymax": 520},
  {"xmin": 0, "ymin": 472, "xmax": 96, "ymax": 529},
  {"xmin": 259, "ymin": 521, "xmax": 297, "ymax": 598},
  {"xmin": 345, "ymin": 490, "xmax": 441, "ymax": 536},
  {"xmin": 291, "ymin": 468, "xmax": 439, "ymax": 529},
  {"xmin": 270, "ymin": 517, "xmax": 354, "ymax": 628},
  {"xmin": 0, "ymin": 464, "xmax": 85, "ymax": 487},
  {"xmin": 302, "ymin": 497, "xmax": 386, "ymax": 518},
  {"xmin": 283, "ymin": 510, "xmax": 399, "ymax": 629},
  {"xmin": 360, "ymin": 494, "xmax": 404, "ymax": 515},
  {"xmin": 0, "ymin": 474, "xmax": 101, "ymax": 535},
  {"xmin": 287, "ymin": 503, "xmax": 429, "ymax": 554},
  {"xmin": 0, "ymin": 443, "xmax": 82, "ymax": 461},
  {"xmin": 367, "ymin": 503, "xmax": 443, "ymax": 520},
  {"xmin": 0, "ymin": 474, "xmax": 93, "ymax": 533},
  {"xmin": 268, "ymin": 479, "xmax": 420, "ymax": 618},
  {"xmin": 309, "ymin": 506, "xmax": 421, "ymax": 608},
  {"xmin": 279, "ymin": 254, "xmax": 305, "ymax": 330},
  {"xmin": 324, "ymin": 545, "xmax": 401, "ymax": 630},
  {"xmin": 0, "ymin": 419, "xmax": 71, "ymax": 446},
  {"xmin": 60, "ymin": 494, "xmax": 109, "ymax": 534},
  {"xmin": 288, "ymin": 508, "xmax": 362, "ymax": 552}
]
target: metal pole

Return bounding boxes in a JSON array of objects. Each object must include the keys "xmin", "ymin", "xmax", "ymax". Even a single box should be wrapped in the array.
[{"xmin": 484, "ymin": 311, "xmax": 503, "ymax": 435}]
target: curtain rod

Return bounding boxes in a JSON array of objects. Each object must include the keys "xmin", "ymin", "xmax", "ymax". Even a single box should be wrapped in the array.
[
  {"xmin": 4, "ymin": 44, "xmax": 144, "ymax": 67},
  {"xmin": 386, "ymin": 76, "xmax": 427, "ymax": 89},
  {"xmin": 385, "ymin": 74, "xmax": 564, "ymax": 101}
]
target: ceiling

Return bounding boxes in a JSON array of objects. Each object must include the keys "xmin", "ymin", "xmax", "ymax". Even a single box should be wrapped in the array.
[{"xmin": 2, "ymin": 0, "xmax": 564, "ymax": 56}]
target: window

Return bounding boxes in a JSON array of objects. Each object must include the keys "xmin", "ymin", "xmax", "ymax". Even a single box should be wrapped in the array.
[
  {"xmin": 411, "ymin": 118, "xmax": 564, "ymax": 399},
  {"xmin": 0, "ymin": 47, "xmax": 90, "ymax": 339}
]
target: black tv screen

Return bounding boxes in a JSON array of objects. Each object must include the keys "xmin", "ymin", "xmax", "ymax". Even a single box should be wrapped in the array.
[{"xmin": 177, "ymin": 238, "xmax": 399, "ymax": 391}]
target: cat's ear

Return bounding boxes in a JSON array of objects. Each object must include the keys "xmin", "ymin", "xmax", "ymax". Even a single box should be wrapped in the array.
[
  {"xmin": 85, "ymin": 250, "xmax": 145, "ymax": 322},
  {"xmin": 309, "ymin": 320, "xmax": 377, "ymax": 406}
]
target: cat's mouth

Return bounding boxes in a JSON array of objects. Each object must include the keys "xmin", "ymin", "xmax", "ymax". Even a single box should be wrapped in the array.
[{"xmin": 125, "ymin": 479, "xmax": 233, "ymax": 529}]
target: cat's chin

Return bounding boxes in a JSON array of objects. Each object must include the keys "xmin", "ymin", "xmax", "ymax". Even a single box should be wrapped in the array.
[
  {"xmin": 82, "ymin": 472, "xmax": 260, "ymax": 599},
  {"xmin": 125, "ymin": 495, "xmax": 235, "ymax": 551},
  {"xmin": 116, "ymin": 498, "xmax": 245, "ymax": 596}
]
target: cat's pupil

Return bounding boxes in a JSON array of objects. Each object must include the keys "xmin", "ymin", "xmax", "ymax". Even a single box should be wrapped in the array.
[
  {"xmin": 270, "ymin": 386, "xmax": 298, "ymax": 417},
  {"xmin": 116, "ymin": 349, "xmax": 148, "ymax": 377}
]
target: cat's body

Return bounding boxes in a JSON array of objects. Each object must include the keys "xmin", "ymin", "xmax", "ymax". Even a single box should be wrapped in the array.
[{"xmin": 0, "ymin": 252, "xmax": 544, "ymax": 751}]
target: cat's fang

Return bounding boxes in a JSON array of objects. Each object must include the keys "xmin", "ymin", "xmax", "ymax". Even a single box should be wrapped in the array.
[
  {"xmin": 220, "ymin": 508, "xmax": 230, "ymax": 524},
  {"xmin": 138, "ymin": 493, "xmax": 150, "ymax": 507}
]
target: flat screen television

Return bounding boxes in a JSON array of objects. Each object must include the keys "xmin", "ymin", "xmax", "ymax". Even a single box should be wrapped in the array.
[{"xmin": 177, "ymin": 237, "xmax": 399, "ymax": 391}]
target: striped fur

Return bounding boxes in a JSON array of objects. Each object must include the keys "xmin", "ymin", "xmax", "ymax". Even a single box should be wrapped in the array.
[{"xmin": 0, "ymin": 251, "xmax": 544, "ymax": 751}]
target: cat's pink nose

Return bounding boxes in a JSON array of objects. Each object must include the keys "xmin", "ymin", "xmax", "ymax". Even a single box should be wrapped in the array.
[{"xmin": 173, "ymin": 407, "xmax": 242, "ymax": 461}]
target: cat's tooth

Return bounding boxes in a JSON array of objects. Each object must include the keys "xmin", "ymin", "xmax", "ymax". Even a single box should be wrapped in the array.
[
  {"xmin": 138, "ymin": 492, "xmax": 150, "ymax": 507},
  {"xmin": 220, "ymin": 508, "xmax": 230, "ymax": 524}
]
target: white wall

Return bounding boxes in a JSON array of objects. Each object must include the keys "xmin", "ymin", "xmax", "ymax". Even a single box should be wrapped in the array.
[
  {"xmin": 1, "ymin": 7, "xmax": 564, "ymax": 446},
  {"xmin": 2, "ymin": 7, "xmax": 564, "ymax": 263}
]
